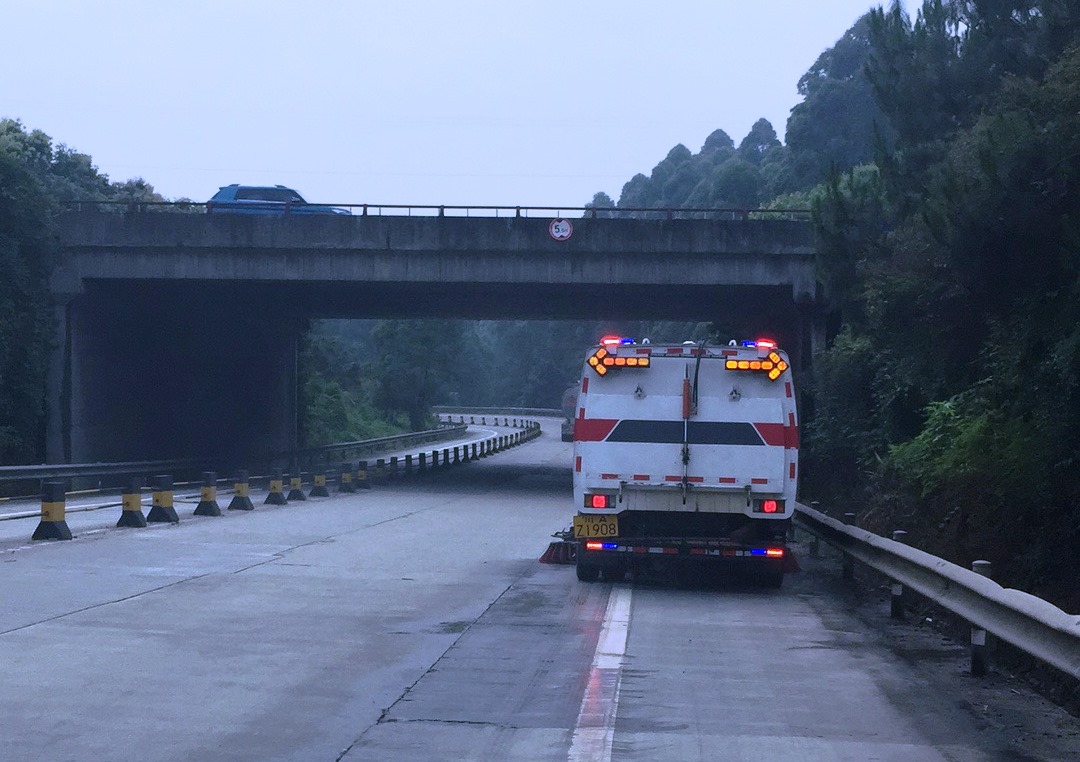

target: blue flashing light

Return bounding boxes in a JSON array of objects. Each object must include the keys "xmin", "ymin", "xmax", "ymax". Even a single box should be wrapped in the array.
[
  {"xmin": 602, "ymin": 542, "xmax": 619, "ymax": 550},
  {"xmin": 749, "ymin": 548, "xmax": 767, "ymax": 556},
  {"xmin": 620, "ymin": 338, "xmax": 635, "ymax": 345},
  {"xmin": 741, "ymin": 340, "xmax": 757, "ymax": 347}
]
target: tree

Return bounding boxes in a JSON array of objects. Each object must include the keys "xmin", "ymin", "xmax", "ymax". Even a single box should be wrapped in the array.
[
  {"xmin": 737, "ymin": 118, "xmax": 781, "ymax": 164},
  {"xmin": 0, "ymin": 150, "xmax": 54, "ymax": 462},
  {"xmin": 783, "ymin": 13, "xmax": 895, "ymax": 191}
]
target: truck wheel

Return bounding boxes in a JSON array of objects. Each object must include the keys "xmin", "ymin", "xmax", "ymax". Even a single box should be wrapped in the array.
[
  {"xmin": 599, "ymin": 564, "xmax": 624, "ymax": 583},
  {"xmin": 576, "ymin": 561, "xmax": 600, "ymax": 582},
  {"xmin": 761, "ymin": 566, "xmax": 784, "ymax": 589}
]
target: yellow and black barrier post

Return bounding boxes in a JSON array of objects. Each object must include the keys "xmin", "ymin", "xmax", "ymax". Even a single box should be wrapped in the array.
[
  {"xmin": 194, "ymin": 471, "xmax": 222, "ymax": 516},
  {"xmin": 310, "ymin": 467, "xmax": 330, "ymax": 498},
  {"xmin": 357, "ymin": 460, "xmax": 371, "ymax": 489},
  {"xmin": 287, "ymin": 473, "xmax": 307, "ymax": 501},
  {"xmin": 265, "ymin": 471, "xmax": 288, "ymax": 505},
  {"xmin": 228, "ymin": 470, "xmax": 256, "ymax": 510},
  {"xmin": 32, "ymin": 480, "xmax": 72, "ymax": 540},
  {"xmin": 117, "ymin": 478, "xmax": 147, "ymax": 528},
  {"xmin": 147, "ymin": 475, "xmax": 179, "ymax": 523},
  {"xmin": 339, "ymin": 462, "xmax": 355, "ymax": 493}
]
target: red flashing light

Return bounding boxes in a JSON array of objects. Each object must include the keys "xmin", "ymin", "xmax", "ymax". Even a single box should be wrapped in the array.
[
  {"xmin": 601, "ymin": 335, "xmax": 621, "ymax": 347},
  {"xmin": 766, "ymin": 548, "xmax": 784, "ymax": 558},
  {"xmin": 585, "ymin": 541, "xmax": 604, "ymax": 551},
  {"xmin": 590, "ymin": 494, "xmax": 610, "ymax": 509},
  {"xmin": 756, "ymin": 338, "xmax": 777, "ymax": 350},
  {"xmin": 762, "ymin": 499, "xmax": 778, "ymax": 514}
]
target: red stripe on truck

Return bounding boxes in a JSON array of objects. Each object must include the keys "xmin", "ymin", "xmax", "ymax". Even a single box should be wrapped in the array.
[
  {"xmin": 633, "ymin": 474, "xmax": 650, "ymax": 481},
  {"xmin": 574, "ymin": 418, "xmax": 618, "ymax": 442},
  {"xmin": 753, "ymin": 422, "xmax": 800, "ymax": 450}
]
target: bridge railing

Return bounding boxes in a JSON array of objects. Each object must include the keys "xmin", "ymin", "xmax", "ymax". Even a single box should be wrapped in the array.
[
  {"xmin": 64, "ymin": 200, "xmax": 811, "ymax": 221},
  {"xmin": 794, "ymin": 502, "xmax": 1080, "ymax": 680}
]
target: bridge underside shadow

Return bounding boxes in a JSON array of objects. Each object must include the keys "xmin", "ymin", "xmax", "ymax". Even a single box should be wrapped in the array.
[{"xmin": 50, "ymin": 279, "xmax": 817, "ymax": 464}]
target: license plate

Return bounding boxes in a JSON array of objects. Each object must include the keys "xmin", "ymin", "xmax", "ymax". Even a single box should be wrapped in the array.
[{"xmin": 573, "ymin": 513, "xmax": 619, "ymax": 539}]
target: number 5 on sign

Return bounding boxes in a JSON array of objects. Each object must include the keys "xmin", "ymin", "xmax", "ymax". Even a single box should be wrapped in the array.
[{"xmin": 549, "ymin": 218, "xmax": 573, "ymax": 241}]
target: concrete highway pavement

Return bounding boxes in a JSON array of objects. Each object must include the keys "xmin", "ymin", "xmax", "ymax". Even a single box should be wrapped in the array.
[{"xmin": 2, "ymin": 418, "xmax": 1077, "ymax": 761}]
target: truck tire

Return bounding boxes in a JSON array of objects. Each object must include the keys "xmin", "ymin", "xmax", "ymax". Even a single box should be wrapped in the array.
[
  {"xmin": 761, "ymin": 565, "xmax": 784, "ymax": 589},
  {"xmin": 576, "ymin": 561, "xmax": 600, "ymax": 582}
]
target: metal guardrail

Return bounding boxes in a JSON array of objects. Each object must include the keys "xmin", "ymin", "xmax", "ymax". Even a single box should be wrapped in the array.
[
  {"xmin": 0, "ymin": 425, "xmax": 468, "ymax": 490},
  {"xmin": 64, "ymin": 200, "xmax": 812, "ymax": 221},
  {"xmin": 434, "ymin": 406, "xmax": 562, "ymax": 417},
  {"xmin": 794, "ymin": 502, "xmax": 1080, "ymax": 680}
]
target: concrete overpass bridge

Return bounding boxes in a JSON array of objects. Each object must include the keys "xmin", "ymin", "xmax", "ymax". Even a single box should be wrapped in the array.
[{"xmin": 49, "ymin": 210, "xmax": 820, "ymax": 463}]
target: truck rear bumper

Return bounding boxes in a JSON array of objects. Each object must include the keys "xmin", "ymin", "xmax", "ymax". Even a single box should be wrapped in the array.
[{"xmin": 577, "ymin": 538, "xmax": 798, "ymax": 573}]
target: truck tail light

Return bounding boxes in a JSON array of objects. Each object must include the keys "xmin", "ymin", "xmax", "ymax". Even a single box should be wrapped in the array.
[
  {"xmin": 587, "ymin": 493, "xmax": 612, "ymax": 509},
  {"xmin": 753, "ymin": 499, "xmax": 784, "ymax": 514}
]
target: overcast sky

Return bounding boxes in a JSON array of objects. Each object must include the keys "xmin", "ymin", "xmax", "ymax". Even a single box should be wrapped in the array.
[{"xmin": 4, "ymin": 1, "xmax": 909, "ymax": 207}]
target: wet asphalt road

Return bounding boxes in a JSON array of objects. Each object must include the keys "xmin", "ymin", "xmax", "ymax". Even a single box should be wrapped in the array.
[{"xmin": 2, "ymin": 419, "xmax": 1077, "ymax": 761}]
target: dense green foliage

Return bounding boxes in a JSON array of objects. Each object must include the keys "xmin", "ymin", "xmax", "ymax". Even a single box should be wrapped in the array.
[
  {"xmin": 802, "ymin": 1, "xmax": 1080, "ymax": 609},
  {"xmin": 0, "ymin": 119, "xmax": 165, "ymax": 464}
]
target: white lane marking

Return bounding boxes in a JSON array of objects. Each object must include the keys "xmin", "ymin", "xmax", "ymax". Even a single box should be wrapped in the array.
[{"xmin": 568, "ymin": 583, "xmax": 632, "ymax": 762}]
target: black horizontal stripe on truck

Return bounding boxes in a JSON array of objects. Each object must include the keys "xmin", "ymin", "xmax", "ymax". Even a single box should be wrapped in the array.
[{"xmin": 603, "ymin": 420, "xmax": 765, "ymax": 446}]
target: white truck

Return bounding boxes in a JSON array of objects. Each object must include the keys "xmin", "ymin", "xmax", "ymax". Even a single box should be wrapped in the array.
[{"xmin": 571, "ymin": 336, "xmax": 798, "ymax": 587}]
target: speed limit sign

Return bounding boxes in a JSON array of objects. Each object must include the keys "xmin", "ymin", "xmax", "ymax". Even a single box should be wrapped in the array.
[{"xmin": 549, "ymin": 218, "xmax": 573, "ymax": 241}]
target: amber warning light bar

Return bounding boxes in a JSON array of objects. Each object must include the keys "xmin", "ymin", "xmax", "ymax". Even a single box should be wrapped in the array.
[
  {"xmin": 587, "ymin": 345, "xmax": 651, "ymax": 376},
  {"xmin": 726, "ymin": 346, "xmax": 789, "ymax": 381}
]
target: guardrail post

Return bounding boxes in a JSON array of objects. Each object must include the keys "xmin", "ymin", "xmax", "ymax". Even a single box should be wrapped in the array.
[
  {"xmin": 358, "ymin": 460, "xmax": 371, "ymax": 489},
  {"xmin": 419, "ymin": 452, "xmax": 428, "ymax": 472},
  {"xmin": 471, "ymin": 443, "xmax": 478, "ymax": 460},
  {"xmin": 841, "ymin": 513, "xmax": 857, "ymax": 579},
  {"xmin": 970, "ymin": 560, "xmax": 993, "ymax": 676},
  {"xmin": 453, "ymin": 447, "xmax": 460, "ymax": 464},
  {"xmin": 265, "ymin": 471, "xmax": 288, "ymax": 505},
  {"xmin": 404, "ymin": 454, "xmax": 414, "ymax": 476},
  {"xmin": 375, "ymin": 458, "xmax": 386, "ymax": 483},
  {"xmin": 147, "ymin": 475, "xmax": 179, "ymax": 523},
  {"xmin": 890, "ymin": 530, "xmax": 908, "ymax": 619},
  {"xmin": 228, "ymin": 470, "xmax": 255, "ymax": 510},
  {"xmin": 339, "ymin": 462, "xmax": 355, "ymax": 493},
  {"xmin": 33, "ymin": 480, "xmax": 72, "ymax": 540},
  {"xmin": 807, "ymin": 502, "xmax": 821, "ymax": 557},
  {"xmin": 288, "ymin": 473, "xmax": 307, "ymax": 501},
  {"xmin": 117, "ymin": 477, "xmax": 147, "ymax": 528},
  {"xmin": 194, "ymin": 471, "xmax": 222, "ymax": 516},
  {"xmin": 389, "ymin": 456, "xmax": 399, "ymax": 478},
  {"xmin": 310, "ymin": 466, "xmax": 330, "ymax": 497}
]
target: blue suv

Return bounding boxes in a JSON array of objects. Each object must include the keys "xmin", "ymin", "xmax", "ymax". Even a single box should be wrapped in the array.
[{"xmin": 206, "ymin": 185, "xmax": 350, "ymax": 215}]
